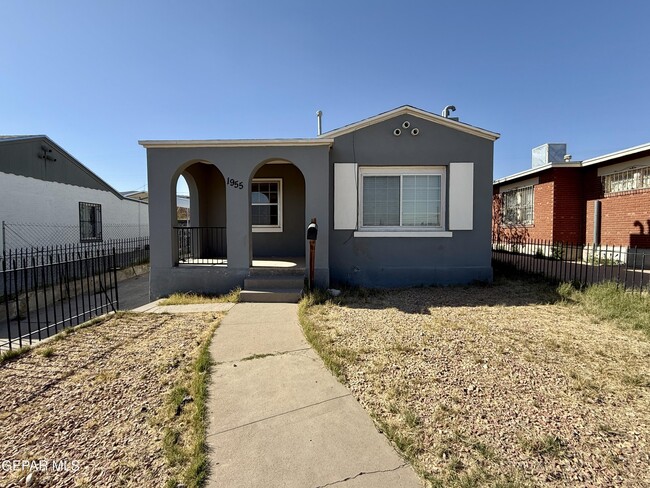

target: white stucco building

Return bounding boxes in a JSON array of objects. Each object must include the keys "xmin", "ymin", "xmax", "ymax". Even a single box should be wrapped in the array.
[{"xmin": 0, "ymin": 135, "xmax": 148, "ymax": 251}]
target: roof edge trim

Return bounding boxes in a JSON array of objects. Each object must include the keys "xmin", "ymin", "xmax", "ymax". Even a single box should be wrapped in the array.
[
  {"xmin": 139, "ymin": 138, "xmax": 334, "ymax": 149},
  {"xmin": 493, "ymin": 162, "xmax": 580, "ymax": 185},
  {"xmin": 581, "ymin": 141, "xmax": 650, "ymax": 167},
  {"xmin": 319, "ymin": 105, "xmax": 500, "ymax": 141}
]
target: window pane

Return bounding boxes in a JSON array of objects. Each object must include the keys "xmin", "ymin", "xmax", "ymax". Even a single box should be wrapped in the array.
[
  {"xmin": 251, "ymin": 190, "xmax": 265, "ymax": 204},
  {"xmin": 363, "ymin": 176, "xmax": 400, "ymax": 226},
  {"xmin": 252, "ymin": 182, "xmax": 279, "ymax": 204},
  {"xmin": 402, "ymin": 175, "xmax": 440, "ymax": 226},
  {"xmin": 252, "ymin": 205, "xmax": 279, "ymax": 226}
]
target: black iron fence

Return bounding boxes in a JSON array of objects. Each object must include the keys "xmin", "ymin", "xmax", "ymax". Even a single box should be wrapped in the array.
[
  {"xmin": 492, "ymin": 239, "xmax": 649, "ymax": 292},
  {"xmin": 1, "ymin": 248, "xmax": 119, "ymax": 351},
  {"xmin": 1, "ymin": 237, "xmax": 149, "ymax": 272},
  {"xmin": 175, "ymin": 227, "xmax": 226, "ymax": 265}
]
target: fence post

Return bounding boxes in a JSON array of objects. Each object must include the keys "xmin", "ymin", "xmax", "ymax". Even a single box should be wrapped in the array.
[
  {"xmin": 22, "ymin": 257, "xmax": 32, "ymax": 345},
  {"xmin": 12, "ymin": 258, "xmax": 22, "ymax": 348},
  {"xmin": 2, "ymin": 256, "xmax": 11, "ymax": 350},
  {"xmin": 641, "ymin": 252, "xmax": 646, "ymax": 293},
  {"xmin": 113, "ymin": 248, "xmax": 119, "ymax": 311},
  {"xmin": 631, "ymin": 246, "xmax": 637, "ymax": 292}
]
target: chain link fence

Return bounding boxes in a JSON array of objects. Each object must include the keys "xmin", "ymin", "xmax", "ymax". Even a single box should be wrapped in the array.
[{"xmin": 2, "ymin": 222, "xmax": 148, "ymax": 252}]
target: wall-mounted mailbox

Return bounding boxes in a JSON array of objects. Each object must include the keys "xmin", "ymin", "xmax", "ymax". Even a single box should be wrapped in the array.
[{"xmin": 307, "ymin": 221, "xmax": 318, "ymax": 241}]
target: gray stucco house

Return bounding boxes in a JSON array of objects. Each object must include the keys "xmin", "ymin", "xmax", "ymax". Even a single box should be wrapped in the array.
[{"xmin": 140, "ymin": 105, "xmax": 499, "ymax": 299}]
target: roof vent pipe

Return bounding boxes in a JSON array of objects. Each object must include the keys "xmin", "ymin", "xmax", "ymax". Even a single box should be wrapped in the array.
[
  {"xmin": 442, "ymin": 105, "xmax": 456, "ymax": 118},
  {"xmin": 316, "ymin": 110, "xmax": 323, "ymax": 136}
]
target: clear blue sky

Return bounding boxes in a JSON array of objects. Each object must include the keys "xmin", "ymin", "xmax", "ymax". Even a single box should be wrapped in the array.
[{"xmin": 2, "ymin": 0, "xmax": 649, "ymax": 192}]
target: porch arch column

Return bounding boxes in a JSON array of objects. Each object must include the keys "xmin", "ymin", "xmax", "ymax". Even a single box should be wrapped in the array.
[
  {"xmin": 224, "ymin": 165, "xmax": 251, "ymax": 270},
  {"xmin": 300, "ymin": 151, "xmax": 330, "ymax": 288},
  {"xmin": 146, "ymin": 150, "xmax": 177, "ymax": 269}
]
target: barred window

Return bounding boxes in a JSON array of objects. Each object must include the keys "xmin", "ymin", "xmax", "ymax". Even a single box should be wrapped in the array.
[
  {"xmin": 502, "ymin": 186, "xmax": 534, "ymax": 225},
  {"xmin": 79, "ymin": 202, "xmax": 102, "ymax": 242},
  {"xmin": 601, "ymin": 166, "xmax": 650, "ymax": 194}
]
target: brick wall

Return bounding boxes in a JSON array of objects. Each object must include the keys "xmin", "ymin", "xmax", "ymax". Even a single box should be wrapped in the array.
[
  {"xmin": 584, "ymin": 165, "xmax": 650, "ymax": 246},
  {"xmin": 492, "ymin": 169, "xmax": 555, "ymax": 242},
  {"xmin": 531, "ymin": 174, "xmax": 555, "ymax": 241},
  {"xmin": 550, "ymin": 168, "xmax": 584, "ymax": 244}
]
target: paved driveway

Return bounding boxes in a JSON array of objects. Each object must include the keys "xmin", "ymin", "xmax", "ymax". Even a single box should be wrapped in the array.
[
  {"xmin": 117, "ymin": 272, "xmax": 150, "ymax": 311},
  {"xmin": 1, "ymin": 272, "xmax": 151, "ymax": 349}
]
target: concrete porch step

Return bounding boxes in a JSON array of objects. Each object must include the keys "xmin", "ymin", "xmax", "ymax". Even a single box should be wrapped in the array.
[
  {"xmin": 244, "ymin": 275, "xmax": 305, "ymax": 289},
  {"xmin": 239, "ymin": 289, "xmax": 302, "ymax": 303},
  {"xmin": 249, "ymin": 267, "xmax": 306, "ymax": 277}
]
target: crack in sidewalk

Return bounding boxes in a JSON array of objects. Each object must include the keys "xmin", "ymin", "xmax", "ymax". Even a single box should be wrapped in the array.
[
  {"xmin": 214, "ymin": 346, "xmax": 311, "ymax": 365},
  {"xmin": 208, "ymin": 392, "xmax": 351, "ymax": 437},
  {"xmin": 312, "ymin": 462, "xmax": 411, "ymax": 487}
]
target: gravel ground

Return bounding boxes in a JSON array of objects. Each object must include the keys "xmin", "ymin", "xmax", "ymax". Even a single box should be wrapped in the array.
[
  {"xmin": 0, "ymin": 311, "xmax": 221, "ymax": 487},
  {"xmin": 304, "ymin": 280, "xmax": 650, "ymax": 487}
]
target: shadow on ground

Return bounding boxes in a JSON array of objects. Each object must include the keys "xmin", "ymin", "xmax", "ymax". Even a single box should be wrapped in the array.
[{"xmin": 328, "ymin": 268, "xmax": 562, "ymax": 314}]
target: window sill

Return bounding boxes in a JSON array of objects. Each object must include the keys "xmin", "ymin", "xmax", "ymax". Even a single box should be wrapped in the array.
[
  {"xmin": 252, "ymin": 227, "xmax": 283, "ymax": 233},
  {"xmin": 353, "ymin": 231, "xmax": 453, "ymax": 238}
]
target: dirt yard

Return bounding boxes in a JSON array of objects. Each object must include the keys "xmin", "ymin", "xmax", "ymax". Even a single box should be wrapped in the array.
[
  {"xmin": 0, "ymin": 311, "xmax": 221, "ymax": 487},
  {"xmin": 302, "ymin": 279, "xmax": 650, "ymax": 487}
]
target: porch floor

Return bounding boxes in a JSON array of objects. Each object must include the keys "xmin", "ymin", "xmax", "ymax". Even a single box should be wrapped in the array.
[
  {"xmin": 252, "ymin": 256, "xmax": 305, "ymax": 269},
  {"xmin": 177, "ymin": 256, "xmax": 305, "ymax": 269}
]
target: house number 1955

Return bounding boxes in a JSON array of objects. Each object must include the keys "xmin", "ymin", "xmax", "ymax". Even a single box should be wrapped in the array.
[{"xmin": 227, "ymin": 178, "xmax": 244, "ymax": 189}]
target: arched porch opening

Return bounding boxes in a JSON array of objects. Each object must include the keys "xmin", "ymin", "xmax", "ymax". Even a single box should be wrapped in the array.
[
  {"xmin": 172, "ymin": 161, "xmax": 227, "ymax": 266},
  {"xmin": 249, "ymin": 160, "xmax": 306, "ymax": 268}
]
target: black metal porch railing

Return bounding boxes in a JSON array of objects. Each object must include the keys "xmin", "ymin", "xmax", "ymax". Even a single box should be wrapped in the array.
[
  {"xmin": 492, "ymin": 238, "xmax": 649, "ymax": 292},
  {"xmin": 175, "ymin": 227, "xmax": 227, "ymax": 265}
]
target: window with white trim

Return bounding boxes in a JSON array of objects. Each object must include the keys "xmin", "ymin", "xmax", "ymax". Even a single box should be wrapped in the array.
[
  {"xmin": 359, "ymin": 167, "xmax": 445, "ymax": 229},
  {"xmin": 79, "ymin": 202, "xmax": 102, "ymax": 242},
  {"xmin": 601, "ymin": 166, "xmax": 650, "ymax": 194},
  {"xmin": 252, "ymin": 178, "xmax": 282, "ymax": 232},
  {"xmin": 501, "ymin": 185, "xmax": 534, "ymax": 225}
]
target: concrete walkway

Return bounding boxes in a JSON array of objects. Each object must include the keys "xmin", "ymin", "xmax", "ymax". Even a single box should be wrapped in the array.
[{"xmin": 206, "ymin": 303, "xmax": 422, "ymax": 488}]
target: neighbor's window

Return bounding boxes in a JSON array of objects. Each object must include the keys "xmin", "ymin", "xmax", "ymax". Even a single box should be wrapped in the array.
[
  {"xmin": 501, "ymin": 186, "xmax": 534, "ymax": 225},
  {"xmin": 252, "ymin": 179, "xmax": 282, "ymax": 232},
  {"xmin": 79, "ymin": 202, "xmax": 102, "ymax": 242},
  {"xmin": 601, "ymin": 166, "xmax": 650, "ymax": 194},
  {"xmin": 359, "ymin": 167, "xmax": 444, "ymax": 229}
]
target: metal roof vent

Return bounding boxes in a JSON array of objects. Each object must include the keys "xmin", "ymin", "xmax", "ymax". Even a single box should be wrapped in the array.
[
  {"xmin": 441, "ymin": 105, "xmax": 456, "ymax": 118},
  {"xmin": 532, "ymin": 143, "xmax": 568, "ymax": 168}
]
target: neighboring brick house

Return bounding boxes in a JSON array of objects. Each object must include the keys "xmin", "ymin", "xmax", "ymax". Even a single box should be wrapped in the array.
[{"xmin": 493, "ymin": 142, "xmax": 650, "ymax": 251}]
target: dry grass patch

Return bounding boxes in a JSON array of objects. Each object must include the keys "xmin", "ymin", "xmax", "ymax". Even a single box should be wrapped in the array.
[
  {"xmin": 300, "ymin": 277, "xmax": 650, "ymax": 487},
  {"xmin": 0, "ymin": 311, "xmax": 222, "ymax": 487},
  {"xmin": 159, "ymin": 289, "xmax": 240, "ymax": 305}
]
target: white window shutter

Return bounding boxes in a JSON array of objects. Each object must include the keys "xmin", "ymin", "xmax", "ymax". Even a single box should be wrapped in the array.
[
  {"xmin": 334, "ymin": 163, "xmax": 358, "ymax": 230},
  {"xmin": 449, "ymin": 162, "xmax": 474, "ymax": 230}
]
